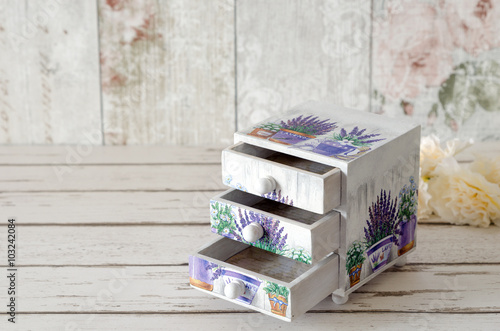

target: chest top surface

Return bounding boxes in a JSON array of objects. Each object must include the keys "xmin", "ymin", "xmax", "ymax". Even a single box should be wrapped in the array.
[{"xmin": 234, "ymin": 101, "xmax": 419, "ymax": 168}]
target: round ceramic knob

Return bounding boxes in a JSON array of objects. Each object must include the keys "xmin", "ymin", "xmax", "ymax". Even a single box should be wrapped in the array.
[
  {"xmin": 224, "ymin": 280, "xmax": 245, "ymax": 299},
  {"xmin": 242, "ymin": 223, "xmax": 264, "ymax": 242},
  {"xmin": 254, "ymin": 176, "xmax": 276, "ymax": 195}
]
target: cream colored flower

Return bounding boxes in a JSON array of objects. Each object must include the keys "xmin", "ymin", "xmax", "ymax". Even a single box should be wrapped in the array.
[
  {"xmin": 420, "ymin": 134, "xmax": 472, "ymax": 178},
  {"xmin": 417, "ymin": 178, "xmax": 433, "ymax": 220},
  {"xmin": 428, "ymin": 157, "xmax": 500, "ymax": 227},
  {"xmin": 470, "ymin": 156, "xmax": 500, "ymax": 185}
]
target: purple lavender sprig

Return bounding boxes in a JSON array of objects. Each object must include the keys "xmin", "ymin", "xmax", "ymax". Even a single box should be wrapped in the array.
[
  {"xmin": 236, "ymin": 208, "xmax": 288, "ymax": 253},
  {"xmin": 364, "ymin": 190, "xmax": 400, "ymax": 247},
  {"xmin": 205, "ymin": 262, "xmax": 224, "ymax": 280},
  {"xmin": 279, "ymin": 115, "xmax": 336, "ymax": 136},
  {"xmin": 263, "ymin": 189, "xmax": 294, "ymax": 206},
  {"xmin": 331, "ymin": 126, "xmax": 385, "ymax": 147}
]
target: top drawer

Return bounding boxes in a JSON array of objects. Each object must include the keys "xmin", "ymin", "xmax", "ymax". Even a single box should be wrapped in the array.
[{"xmin": 222, "ymin": 142, "xmax": 341, "ymax": 214}]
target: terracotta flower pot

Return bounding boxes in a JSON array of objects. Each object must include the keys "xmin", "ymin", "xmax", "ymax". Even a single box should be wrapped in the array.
[
  {"xmin": 188, "ymin": 256, "xmax": 213, "ymax": 291},
  {"xmin": 269, "ymin": 129, "xmax": 315, "ymax": 145},
  {"xmin": 248, "ymin": 128, "xmax": 277, "ymax": 139},
  {"xmin": 349, "ymin": 264, "xmax": 362, "ymax": 287},
  {"xmin": 268, "ymin": 293, "xmax": 288, "ymax": 316}
]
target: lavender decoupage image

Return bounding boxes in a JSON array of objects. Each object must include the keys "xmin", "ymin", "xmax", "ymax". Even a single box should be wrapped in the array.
[
  {"xmin": 189, "ymin": 255, "xmax": 292, "ymax": 319},
  {"xmin": 241, "ymin": 109, "xmax": 419, "ymax": 291},
  {"xmin": 346, "ymin": 177, "xmax": 418, "ymax": 290},
  {"xmin": 247, "ymin": 114, "xmax": 386, "ymax": 161},
  {"xmin": 210, "ymin": 199, "xmax": 313, "ymax": 264}
]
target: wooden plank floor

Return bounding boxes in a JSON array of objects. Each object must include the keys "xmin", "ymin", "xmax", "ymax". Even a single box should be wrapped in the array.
[{"xmin": 0, "ymin": 145, "xmax": 499, "ymax": 330}]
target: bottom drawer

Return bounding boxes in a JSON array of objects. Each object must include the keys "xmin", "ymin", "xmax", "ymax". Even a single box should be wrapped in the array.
[{"xmin": 189, "ymin": 237, "xmax": 339, "ymax": 322}]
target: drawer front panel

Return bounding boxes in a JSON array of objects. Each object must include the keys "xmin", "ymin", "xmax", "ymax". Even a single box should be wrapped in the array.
[
  {"xmin": 210, "ymin": 189, "xmax": 340, "ymax": 264},
  {"xmin": 190, "ymin": 254, "xmax": 291, "ymax": 319},
  {"xmin": 222, "ymin": 143, "xmax": 341, "ymax": 214},
  {"xmin": 189, "ymin": 238, "xmax": 339, "ymax": 322}
]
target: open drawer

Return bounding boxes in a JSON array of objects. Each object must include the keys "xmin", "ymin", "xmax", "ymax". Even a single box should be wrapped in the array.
[
  {"xmin": 210, "ymin": 189, "xmax": 340, "ymax": 264},
  {"xmin": 222, "ymin": 142, "xmax": 341, "ymax": 214},
  {"xmin": 189, "ymin": 237, "xmax": 339, "ymax": 322}
]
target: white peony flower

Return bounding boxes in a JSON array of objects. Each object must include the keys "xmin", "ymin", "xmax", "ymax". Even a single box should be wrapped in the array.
[
  {"xmin": 469, "ymin": 156, "xmax": 500, "ymax": 186},
  {"xmin": 420, "ymin": 134, "xmax": 472, "ymax": 178},
  {"xmin": 428, "ymin": 157, "xmax": 500, "ymax": 227},
  {"xmin": 417, "ymin": 178, "xmax": 433, "ymax": 220}
]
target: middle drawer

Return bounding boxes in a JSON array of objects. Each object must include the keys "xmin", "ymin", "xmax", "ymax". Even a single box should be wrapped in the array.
[{"xmin": 210, "ymin": 189, "xmax": 340, "ymax": 264}]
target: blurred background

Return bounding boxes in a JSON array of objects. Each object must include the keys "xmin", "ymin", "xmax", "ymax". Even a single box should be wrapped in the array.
[{"xmin": 1, "ymin": 0, "xmax": 499, "ymax": 146}]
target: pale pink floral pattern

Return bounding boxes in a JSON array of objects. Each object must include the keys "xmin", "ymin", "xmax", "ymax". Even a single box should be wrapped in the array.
[
  {"xmin": 373, "ymin": 1, "xmax": 453, "ymax": 101},
  {"xmin": 373, "ymin": 0, "xmax": 500, "ymax": 140},
  {"xmin": 444, "ymin": 0, "xmax": 500, "ymax": 56},
  {"xmin": 99, "ymin": 0, "xmax": 160, "ymax": 91}
]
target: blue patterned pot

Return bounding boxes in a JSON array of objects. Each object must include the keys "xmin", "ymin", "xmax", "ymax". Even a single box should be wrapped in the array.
[
  {"xmin": 312, "ymin": 140, "xmax": 358, "ymax": 156},
  {"xmin": 223, "ymin": 270, "xmax": 261, "ymax": 304},
  {"xmin": 366, "ymin": 235, "xmax": 394, "ymax": 272},
  {"xmin": 269, "ymin": 129, "xmax": 315, "ymax": 145},
  {"xmin": 398, "ymin": 214, "xmax": 417, "ymax": 255}
]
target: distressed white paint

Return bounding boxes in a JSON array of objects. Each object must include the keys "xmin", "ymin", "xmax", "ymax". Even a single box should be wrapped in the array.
[
  {"xmin": 0, "ymin": 164, "xmax": 225, "ymax": 191},
  {"xmin": 0, "ymin": 0, "xmax": 101, "ymax": 144},
  {"xmin": 236, "ymin": 0, "xmax": 371, "ymax": 129},
  {"xmin": 1, "ymin": 313, "xmax": 497, "ymax": 331},
  {"xmin": 223, "ymin": 142, "xmax": 342, "ymax": 213},
  {"xmin": 211, "ymin": 189, "xmax": 340, "ymax": 263},
  {"xmin": 192, "ymin": 237, "xmax": 339, "ymax": 322},
  {"xmin": 0, "ymin": 224, "xmax": 497, "ymax": 266},
  {"xmin": 0, "ymin": 265, "xmax": 498, "ymax": 313},
  {"xmin": 0, "ymin": 144, "xmax": 497, "ymax": 328},
  {"xmin": 2, "ymin": 1, "xmax": 497, "ymax": 145},
  {"xmin": 99, "ymin": 0, "xmax": 235, "ymax": 146}
]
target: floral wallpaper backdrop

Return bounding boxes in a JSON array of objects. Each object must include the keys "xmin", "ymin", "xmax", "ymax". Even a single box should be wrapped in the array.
[
  {"xmin": 372, "ymin": 0, "xmax": 500, "ymax": 141},
  {"xmin": 2, "ymin": 0, "xmax": 499, "ymax": 145}
]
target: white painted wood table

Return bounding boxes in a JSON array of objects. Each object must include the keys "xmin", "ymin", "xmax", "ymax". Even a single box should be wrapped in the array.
[{"xmin": 0, "ymin": 144, "xmax": 499, "ymax": 330}]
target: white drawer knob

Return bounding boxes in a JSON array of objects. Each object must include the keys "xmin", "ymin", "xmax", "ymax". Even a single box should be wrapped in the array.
[
  {"xmin": 224, "ymin": 280, "xmax": 245, "ymax": 299},
  {"xmin": 254, "ymin": 176, "xmax": 276, "ymax": 195},
  {"xmin": 242, "ymin": 222, "xmax": 264, "ymax": 242}
]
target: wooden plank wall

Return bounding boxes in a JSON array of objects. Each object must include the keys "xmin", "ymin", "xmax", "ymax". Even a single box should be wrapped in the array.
[
  {"xmin": 236, "ymin": 0, "xmax": 370, "ymax": 129},
  {"xmin": 0, "ymin": 0, "xmax": 498, "ymax": 145},
  {"xmin": 0, "ymin": 0, "xmax": 102, "ymax": 144},
  {"xmin": 99, "ymin": 0, "xmax": 235, "ymax": 145}
]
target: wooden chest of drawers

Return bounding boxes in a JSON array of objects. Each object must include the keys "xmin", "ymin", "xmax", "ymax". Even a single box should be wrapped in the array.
[{"xmin": 189, "ymin": 101, "xmax": 421, "ymax": 321}]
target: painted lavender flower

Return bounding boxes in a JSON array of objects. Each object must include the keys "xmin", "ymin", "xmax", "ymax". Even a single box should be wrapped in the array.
[
  {"xmin": 364, "ymin": 190, "xmax": 400, "ymax": 247},
  {"xmin": 398, "ymin": 176, "xmax": 418, "ymax": 223},
  {"xmin": 331, "ymin": 126, "xmax": 385, "ymax": 147},
  {"xmin": 262, "ymin": 190, "xmax": 293, "ymax": 206},
  {"xmin": 236, "ymin": 208, "xmax": 288, "ymax": 254},
  {"xmin": 279, "ymin": 115, "xmax": 337, "ymax": 136},
  {"xmin": 205, "ymin": 262, "xmax": 224, "ymax": 281}
]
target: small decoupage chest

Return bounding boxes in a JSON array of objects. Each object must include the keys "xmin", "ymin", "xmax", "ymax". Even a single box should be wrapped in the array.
[{"xmin": 189, "ymin": 101, "xmax": 421, "ymax": 321}]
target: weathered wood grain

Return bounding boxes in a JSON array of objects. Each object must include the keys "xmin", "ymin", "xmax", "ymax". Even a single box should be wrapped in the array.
[
  {"xmin": 236, "ymin": 0, "xmax": 371, "ymax": 129},
  {"xmin": 1, "ymin": 313, "xmax": 498, "ymax": 331},
  {"xmin": 0, "ymin": 191, "xmax": 219, "ymax": 225},
  {"xmin": 3, "ymin": 224, "xmax": 498, "ymax": 266},
  {"xmin": 0, "ymin": 0, "xmax": 101, "ymax": 144},
  {"xmin": 0, "ymin": 164, "xmax": 225, "ymax": 191},
  {"xmin": 0, "ymin": 145, "xmax": 223, "ymax": 165},
  {"xmin": 0, "ymin": 265, "xmax": 498, "ymax": 313},
  {"xmin": 0, "ymin": 141, "xmax": 495, "ymax": 164},
  {"xmin": 6, "ymin": 226, "xmax": 218, "ymax": 266},
  {"xmin": 98, "ymin": 0, "xmax": 235, "ymax": 145}
]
